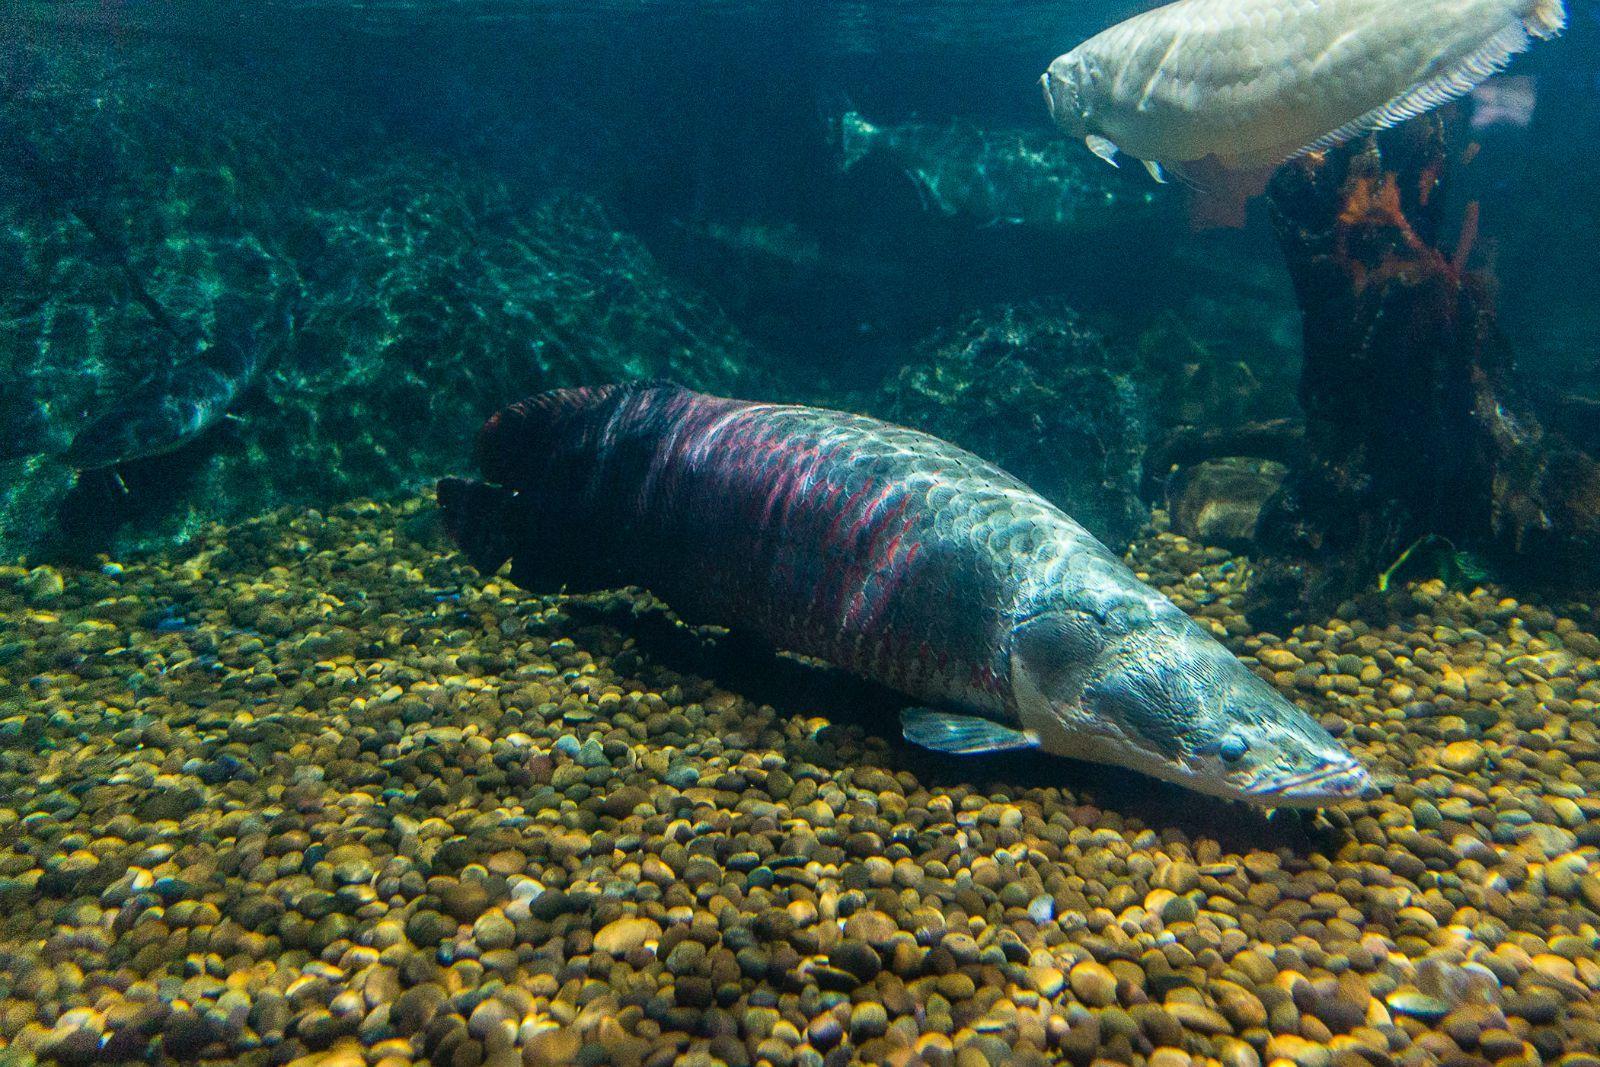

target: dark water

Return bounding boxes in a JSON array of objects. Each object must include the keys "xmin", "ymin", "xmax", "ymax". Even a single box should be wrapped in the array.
[
  {"xmin": 7, "ymin": 7, "xmax": 1600, "ymax": 1067},
  {"xmin": 1, "ymin": 0, "xmax": 1598, "ymax": 559}
]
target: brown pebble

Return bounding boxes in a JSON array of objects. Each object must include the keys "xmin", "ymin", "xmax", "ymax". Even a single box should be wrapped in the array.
[{"xmin": 1070, "ymin": 961, "xmax": 1118, "ymax": 1008}]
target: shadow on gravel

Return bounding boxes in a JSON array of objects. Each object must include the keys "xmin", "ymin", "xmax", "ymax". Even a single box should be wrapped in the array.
[{"xmin": 563, "ymin": 593, "xmax": 1354, "ymax": 855}]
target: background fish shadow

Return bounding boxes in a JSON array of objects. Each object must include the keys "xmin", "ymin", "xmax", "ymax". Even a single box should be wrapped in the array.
[
  {"xmin": 48, "ymin": 414, "xmax": 255, "ymax": 563},
  {"xmin": 563, "ymin": 595, "xmax": 1353, "ymax": 854}
]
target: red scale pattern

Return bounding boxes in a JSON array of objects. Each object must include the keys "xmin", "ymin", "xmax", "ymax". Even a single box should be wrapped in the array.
[{"xmin": 477, "ymin": 383, "xmax": 1023, "ymax": 716}]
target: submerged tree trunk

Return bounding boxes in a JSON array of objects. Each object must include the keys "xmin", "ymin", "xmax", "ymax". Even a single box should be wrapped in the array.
[{"xmin": 1248, "ymin": 120, "xmax": 1600, "ymax": 625}]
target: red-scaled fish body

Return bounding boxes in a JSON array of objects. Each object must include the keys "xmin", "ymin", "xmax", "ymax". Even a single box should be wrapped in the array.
[{"xmin": 439, "ymin": 383, "xmax": 1373, "ymax": 807}]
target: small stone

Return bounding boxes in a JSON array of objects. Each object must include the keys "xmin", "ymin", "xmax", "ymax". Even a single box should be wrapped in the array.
[
  {"xmin": 1149, "ymin": 1049, "xmax": 1194, "ymax": 1067},
  {"xmin": 22, "ymin": 566, "xmax": 65, "ymax": 603},
  {"xmin": 1165, "ymin": 1001, "xmax": 1232, "ymax": 1035},
  {"xmin": 575, "ymin": 738, "xmax": 609, "ymax": 767},
  {"xmin": 665, "ymin": 940, "xmax": 706, "ymax": 976},
  {"xmin": 467, "ymin": 997, "xmax": 516, "ymax": 1041},
  {"xmin": 1439, "ymin": 740, "xmax": 1485, "ymax": 773},
  {"xmin": 523, "ymin": 1027, "xmax": 581, "ymax": 1066},
  {"xmin": 663, "ymin": 764, "xmax": 700, "ymax": 788},
  {"xmin": 1159, "ymin": 894, "xmax": 1198, "ymax": 924},
  {"xmin": 1212, "ymin": 982, "xmax": 1267, "ymax": 1030},
  {"xmin": 1070, "ymin": 960, "xmax": 1118, "ymax": 1007},
  {"xmin": 1153, "ymin": 860, "xmax": 1200, "ymax": 894},
  {"xmin": 1508, "ymin": 988, "xmax": 1562, "ymax": 1025},
  {"xmin": 843, "ymin": 909, "xmax": 898, "ymax": 948},
  {"xmin": 594, "ymin": 917, "xmax": 662, "ymax": 956},
  {"xmin": 405, "ymin": 910, "xmax": 456, "ymax": 948},
  {"xmin": 438, "ymin": 881, "xmax": 491, "ymax": 923},
  {"xmin": 600, "ymin": 785, "xmax": 648, "ymax": 818},
  {"xmin": 1264, "ymin": 1034, "xmax": 1332, "ymax": 1067},
  {"xmin": 849, "ymin": 1002, "xmax": 888, "ymax": 1042},
  {"xmin": 472, "ymin": 909, "xmax": 516, "ymax": 951},
  {"xmin": 829, "ymin": 941, "xmax": 882, "ymax": 984},
  {"xmin": 1219, "ymin": 1038, "xmax": 1262, "ymax": 1067},
  {"xmin": 1386, "ymin": 989, "xmax": 1451, "ymax": 1022},
  {"xmin": 1029, "ymin": 966, "xmax": 1066, "ymax": 997},
  {"xmin": 807, "ymin": 1013, "xmax": 843, "ymax": 1050}
]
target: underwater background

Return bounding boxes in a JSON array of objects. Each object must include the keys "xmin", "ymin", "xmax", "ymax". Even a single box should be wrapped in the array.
[{"xmin": 3, "ymin": 1, "xmax": 1600, "ymax": 1065}]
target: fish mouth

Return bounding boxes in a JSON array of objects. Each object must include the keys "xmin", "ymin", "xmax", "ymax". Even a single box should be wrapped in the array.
[
  {"xmin": 1242, "ymin": 758, "xmax": 1378, "ymax": 808},
  {"xmin": 1039, "ymin": 68, "xmax": 1078, "ymax": 131},
  {"xmin": 1040, "ymin": 57, "xmax": 1088, "ymax": 136}
]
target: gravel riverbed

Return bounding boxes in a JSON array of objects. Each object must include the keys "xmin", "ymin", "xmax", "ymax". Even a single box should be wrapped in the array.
[{"xmin": 2, "ymin": 494, "xmax": 1599, "ymax": 1067}]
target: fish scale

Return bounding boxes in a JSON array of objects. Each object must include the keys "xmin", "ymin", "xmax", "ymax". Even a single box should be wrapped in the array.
[
  {"xmin": 455, "ymin": 381, "xmax": 1110, "ymax": 718},
  {"xmin": 1043, "ymin": 0, "xmax": 1565, "ymax": 172}
]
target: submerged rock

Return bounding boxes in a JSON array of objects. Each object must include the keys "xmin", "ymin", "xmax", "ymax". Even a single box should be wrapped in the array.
[
  {"xmin": 873, "ymin": 300, "xmax": 1149, "ymax": 548},
  {"xmin": 1168, "ymin": 457, "xmax": 1289, "ymax": 549},
  {"xmin": 0, "ymin": 34, "xmax": 772, "ymax": 560}
]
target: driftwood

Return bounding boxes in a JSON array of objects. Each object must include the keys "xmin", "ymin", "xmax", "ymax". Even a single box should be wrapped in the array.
[
  {"xmin": 1141, "ymin": 417, "xmax": 1305, "ymax": 498},
  {"xmin": 1247, "ymin": 120, "xmax": 1600, "ymax": 624}
]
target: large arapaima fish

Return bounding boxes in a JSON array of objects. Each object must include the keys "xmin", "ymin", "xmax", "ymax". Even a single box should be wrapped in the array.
[{"xmin": 438, "ymin": 382, "xmax": 1373, "ymax": 807}]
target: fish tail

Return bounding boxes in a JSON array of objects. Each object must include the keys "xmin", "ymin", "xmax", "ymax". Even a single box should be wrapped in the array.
[
  {"xmin": 1522, "ymin": 0, "xmax": 1565, "ymax": 39},
  {"xmin": 436, "ymin": 477, "xmax": 517, "ymax": 576},
  {"xmin": 473, "ymin": 380, "xmax": 683, "ymax": 485},
  {"xmin": 474, "ymin": 384, "xmax": 626, "ymax": 484},
  {"xmin": 831, "ymin": 108, "xmax": 880, "ymax": 172},
  {"xmin": 450, "ymin": 380, "xmax": 693, "ymax": 592}
]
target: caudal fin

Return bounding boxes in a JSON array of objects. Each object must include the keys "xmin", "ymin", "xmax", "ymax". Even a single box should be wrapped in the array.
[
  {"xmin": 436, "ymin": 477, "xmax": 516, "ymax": 575},
  {"xmin": 474, "ymin": 381, "xmax": 685, "ymax": 486},
  {"xmin": 1524, "ymin": 0, "xmax": 1566, "ymax": 39}
]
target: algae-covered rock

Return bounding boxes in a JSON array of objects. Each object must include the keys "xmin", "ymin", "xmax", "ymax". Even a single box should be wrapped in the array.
[
  {"xmin": 873, "ymin": 300, "xmax": 1149, "ymax": 548},
  {"xmin": 0, "ymin": 33, "xmax": 770, "ymax": 560}
]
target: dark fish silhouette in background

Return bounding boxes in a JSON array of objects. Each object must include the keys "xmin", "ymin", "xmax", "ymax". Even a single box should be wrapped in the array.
[
  {"xmin": 833, "ymin": 109, "xmax": 1174, "ymax": 230},
  {"xmin": 440, "ymin": 382, "xmax": 1374, "ymax": 808},
  {"xmin": 64, "ymin": 331, "xmax": 266, "ymax": 478},
  {"xmin": 669, "ymin": 218, "xmax": 826, "ymax": 272},
  {"xmin": 3, "ymin": 85, "xmax": 293, "ymax": 487}
]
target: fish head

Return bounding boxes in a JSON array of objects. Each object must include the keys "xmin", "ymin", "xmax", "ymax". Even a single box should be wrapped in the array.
[
  {"xmin": 1011, "ymin": 596, "xmax": 1374, "ymax": 808},
  {"xmin": 65, "ymin": 393, "xmax": 194, "ymax": 472},
  {"xmin": 1041, "ymin": 51, "xmax": 1093, "ymax": 138},
  {"xmin": 65, "ymin": 410, "xmax": 154, "ymax": 472}
]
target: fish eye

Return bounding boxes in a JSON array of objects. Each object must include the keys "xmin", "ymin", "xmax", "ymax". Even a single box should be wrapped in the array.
[{"xmin": 1218, "ymin": 737, "xmax": 1249, "ymax": 763}]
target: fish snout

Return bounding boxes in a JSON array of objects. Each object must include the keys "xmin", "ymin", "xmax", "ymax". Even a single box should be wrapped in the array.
[
  {"xmin": 1246, "ymin": 752, "xmax": 1378, "ymax": 808},
  {"xmin": 1040, "ymin": 62, "xmax": 1086, "ymax": 135}
]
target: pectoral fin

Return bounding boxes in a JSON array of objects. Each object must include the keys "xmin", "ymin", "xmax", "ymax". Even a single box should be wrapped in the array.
[
  {"xmin": 1142, "ymin": 159, "xmax": 1167, "ymax": 184},
  {"xmin": 901, "ymin": 707, "xmax": 1039, "ymax": 755},
  {"xmin": 1085, "ymin": 134, "xmax": 1120, "ymax": 167}
]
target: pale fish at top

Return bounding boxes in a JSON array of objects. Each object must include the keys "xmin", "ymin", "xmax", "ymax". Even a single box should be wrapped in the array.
[{"xmin": 1041, "ymin": 0, "xmax": 1568, "ymax": 182}]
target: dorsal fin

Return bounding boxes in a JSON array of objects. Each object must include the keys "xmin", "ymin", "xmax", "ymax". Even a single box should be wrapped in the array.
[{"xmin": 1290, "ymin": 4, "xmax": 1564, "ymax": 162}]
